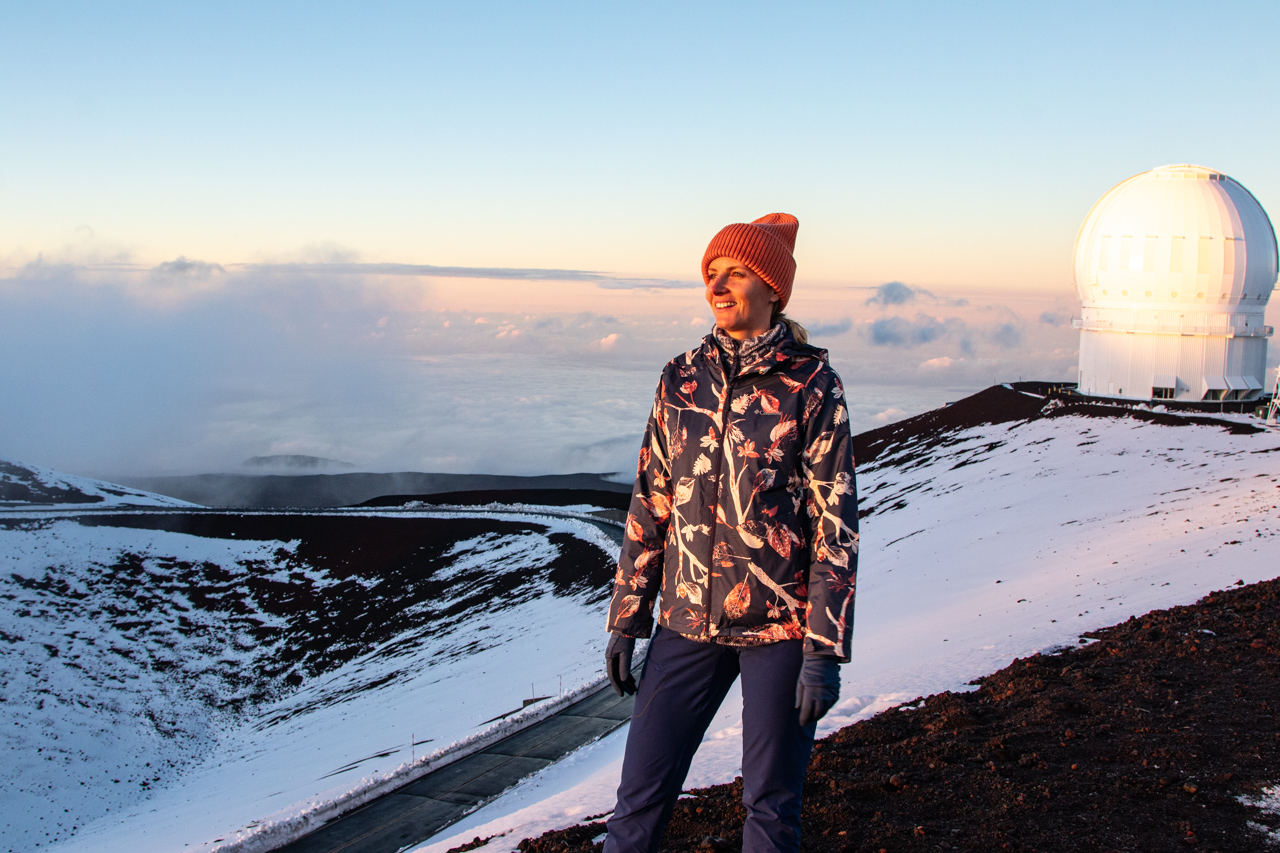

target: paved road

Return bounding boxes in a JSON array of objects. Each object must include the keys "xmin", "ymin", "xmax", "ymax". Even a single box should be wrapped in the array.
[{"xmin": 272, "ymin": 679, "xmax": 637, "ymax": 853}]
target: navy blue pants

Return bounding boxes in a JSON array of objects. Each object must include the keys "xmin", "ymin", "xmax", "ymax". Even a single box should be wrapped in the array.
[{"xmin": 603, "ymin": 626, "xmax": 815, "ymax": 853}]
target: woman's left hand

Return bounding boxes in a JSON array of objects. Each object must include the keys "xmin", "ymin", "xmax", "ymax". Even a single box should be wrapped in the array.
[{"xmin": 795, "ymin": 655, "xmax": 841, "ymax": 726}]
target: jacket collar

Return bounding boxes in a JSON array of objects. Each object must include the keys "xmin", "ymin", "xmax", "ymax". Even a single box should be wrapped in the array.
[{"xmin": 702, "ymin": 322, "xmax": 828, "ymax": 378}]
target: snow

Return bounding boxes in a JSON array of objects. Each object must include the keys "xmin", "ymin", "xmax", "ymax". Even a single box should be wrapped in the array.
[
  {"xmin": 0, "ymin": 456, "xmax": 197, "ymax": 508},
  {"xmin": 2, "ymin": 507, "xmax": 618, "ymax": 853},
  {"xmin": 414, "ymin": 411, "xmax": 1280, "ymax": 853},
  {"xmin": 1, "ymin": 520, "xmax": 299, "ymax": 849},
  {"xmin": 1241, "ymin": 786, "xmax": 1280, "ymax": 845},
  {"xmin": 10, "ymin": 407, "xmax": 1280, "ymax": 853}
]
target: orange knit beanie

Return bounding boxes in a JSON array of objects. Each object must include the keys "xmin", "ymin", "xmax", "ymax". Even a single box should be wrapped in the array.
[{"xmin": 701, "ymin": 213, "xmax": 799, "ymax": 309}]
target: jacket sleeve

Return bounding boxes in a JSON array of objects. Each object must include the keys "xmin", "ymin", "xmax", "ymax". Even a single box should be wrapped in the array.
[
  {"xmin": 799, "ymin": 371, "xmax": 859, "ymax": 662},
  {"xmin": 606, "ymin": 377, "xmax": 674, "ymax": 638}
]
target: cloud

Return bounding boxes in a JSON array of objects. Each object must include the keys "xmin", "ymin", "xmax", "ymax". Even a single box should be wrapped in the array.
[
  {"xmin": 990, "ymin": 323, "xmax": 1023, "ymax": 348},
  {"xmin": 865, "ymin": 281, "xmax": 920, "ymax": 306},
  {"xmin": 150, "ymin": 257, "xmax": 225, "ymax": 279},
  {"xmin": 872, "ymin": 407, "xmax": 908, "ymax": 424},
  {"xmin": 803, "ymin": 317, "xmax": 853, "ymax": 337},
  {"xmin": 867, "ymin": 314, "xmax": 963, "ymax": 347},
  {"xmin": 0, "ymin": 258, "xmax": 1084, "ymax": 478},
  {"xmin": 228, "ymin": 261, "xmax": 699, "ymax": 291},
  {"xmin": 594, "ymin": 278, "xmax": 701, "ymax": 290},
  {"xmin": 865, "ymin": 281, "xmax": 968, "ymax": 308},
  {"xmin": 0, "ymin": 261, "xmax": 694, "ymax": 477},
  {"xmin": 232, "ymin": 261, "xmax": 603, "ymax": 282},
  {"xmin": 1040, "ymin": 309, "xmax": 1072, "ymax": 325},
  {"xmin": 552, "ymin": 433, "xmax": 642, "ymax": 477}
]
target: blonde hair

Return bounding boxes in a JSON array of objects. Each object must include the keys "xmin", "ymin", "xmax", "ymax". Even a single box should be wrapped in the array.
[{"xmin": 770, "ymin": 304, "xmax": 809, "ymax": 345}]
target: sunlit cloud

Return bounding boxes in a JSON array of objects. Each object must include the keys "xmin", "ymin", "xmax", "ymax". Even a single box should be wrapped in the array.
[
  {"xmin": 872, "ymin": 407, "xmax": 908, "ymax": 424},
  {"xmin": 0, "ymin": 260, "xmax": 1085, "ymax": 478},
  {"xmin": 865, "ymin": 281, "xmax": 968, "ymax": 308},
  {"xmin": 234, "ymin": 261, "xmax": 604, "ymax": 282},
  {"xmin": 865, "ymin": 281, "xmax": 919, "ymax": 306},
  {"xmin": 227, "ymin": 261, "xmax": 699, "ymax": 292}
]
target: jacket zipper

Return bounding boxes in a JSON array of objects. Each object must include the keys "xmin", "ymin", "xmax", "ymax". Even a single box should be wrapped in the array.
[{"xmin": 705, "ymin": 349, "xmax": 738, "ymax": 636}]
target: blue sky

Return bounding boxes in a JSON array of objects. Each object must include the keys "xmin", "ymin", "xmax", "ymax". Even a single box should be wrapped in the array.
[
  {"xmin": 1, "ymin": 2, "xmax": 1277, "ymax": 476},
  {"xmin": 4, "ymin": 1, "xmax": 1276, "ymax": 285}
]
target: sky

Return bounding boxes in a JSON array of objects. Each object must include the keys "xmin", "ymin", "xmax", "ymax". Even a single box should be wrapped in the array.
[{"xmin": 2, "ymin": 1, "xmax": 1278, "ymax": 477}]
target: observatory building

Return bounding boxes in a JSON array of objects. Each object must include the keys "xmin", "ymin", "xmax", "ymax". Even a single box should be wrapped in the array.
[{"xmin": 1073, "ymin": 164, "xmax": 1277, "ymax": 402}]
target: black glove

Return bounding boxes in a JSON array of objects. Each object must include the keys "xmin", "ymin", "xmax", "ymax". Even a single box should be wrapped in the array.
[
  {"xmin": 606, "ymin": 633, "xmax": 637, "ymax": 697},
  {"xmin": 795, "ymin": 654, "xmax": 840, "ymax": 726}
]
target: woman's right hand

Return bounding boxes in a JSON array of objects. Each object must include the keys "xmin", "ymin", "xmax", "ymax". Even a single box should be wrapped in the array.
[
  {"xmin": 606, "ymin": 633, "xmax": 637, "ymax": 696},
  {"xmin": 795, "ymin": 654, "xmax": 841, "ymax": 726}
]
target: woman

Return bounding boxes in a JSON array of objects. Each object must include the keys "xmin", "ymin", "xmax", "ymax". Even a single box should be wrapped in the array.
[{"xmin": 603, "ymin": 213, "xmax": 859, "ymax": 853}]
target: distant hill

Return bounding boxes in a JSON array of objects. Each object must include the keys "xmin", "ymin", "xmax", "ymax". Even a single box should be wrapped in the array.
[
  {"xmin": 242, "ymin": 454, "xmax": 357, "ymax": 472},
  {"xmin": 116, "ymin": 470, "xmax": 633, "ymax": 508},
  {"xmin": 359, "ymin": 487, "xmax": 630, "ymax": 511}
]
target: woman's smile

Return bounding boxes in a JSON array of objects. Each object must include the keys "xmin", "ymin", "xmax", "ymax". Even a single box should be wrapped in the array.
[{"xmin": 705, "ymin": 256, "xmax": 779, "ymax": 339}]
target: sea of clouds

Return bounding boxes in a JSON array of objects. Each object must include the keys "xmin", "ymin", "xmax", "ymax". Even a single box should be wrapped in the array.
[{"xmin": 0, "ymin": 254, "xmax": 1088, "ymax": 479}]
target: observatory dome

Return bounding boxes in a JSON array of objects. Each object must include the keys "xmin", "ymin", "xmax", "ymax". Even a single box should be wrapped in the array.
[
  {"xmin": 1075, "ymin": 164, "xmax": 1277, "ymax": 311},
  {"xmin": 1072, "ymin": 165, "xmax": 1277, "ymax": 403}
]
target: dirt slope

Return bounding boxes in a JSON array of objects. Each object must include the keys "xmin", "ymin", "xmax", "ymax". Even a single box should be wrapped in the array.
[
  {"xmin": 851, "ymin": 385, "xmax": 1260, "ymax": 466},
  {"xmin": 510, "ymin": 577, "xmax": 1280, "ymax": 853}
]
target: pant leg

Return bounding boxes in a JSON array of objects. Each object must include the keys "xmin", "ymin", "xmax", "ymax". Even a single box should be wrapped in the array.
[
  {"xmin": 737, "ymin": 640, "xmax": 814, "ymax": 853},
  {"xmin": 604, "ymin": 628, "xmax": 741, "ymax": 853}
]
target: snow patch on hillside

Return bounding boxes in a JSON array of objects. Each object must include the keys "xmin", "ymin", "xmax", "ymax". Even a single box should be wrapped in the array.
[
  {"xmin": 3, "ymin": 510, "xmax": 616, "ymax": 853},
  {"xmin": 1, "ymin": 522, "xmax": 298, "ymax": 848},
  {"xmin": 0, "ymin": 457, "xmax": 197, "ymax": 508}
]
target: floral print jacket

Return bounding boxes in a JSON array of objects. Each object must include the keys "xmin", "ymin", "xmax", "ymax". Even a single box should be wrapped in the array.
[{"xmin": 607, "ymin": 324, "xmax": 859, "ymax": 661}]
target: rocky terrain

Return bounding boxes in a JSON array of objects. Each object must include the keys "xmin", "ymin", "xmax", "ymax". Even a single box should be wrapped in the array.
[{"xmin": 511, "ymin": 577, "xmax": 1280, "ymax": 853}]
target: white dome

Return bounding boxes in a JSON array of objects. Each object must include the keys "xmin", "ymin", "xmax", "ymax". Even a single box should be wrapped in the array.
[{"xmin": 1074, "ymin": 164, "xmax": 1277, "ymax": 312}]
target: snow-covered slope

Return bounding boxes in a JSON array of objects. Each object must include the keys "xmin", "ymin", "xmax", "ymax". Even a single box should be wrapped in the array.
[
  {"xmin": 1, "ymin": 509, "xmax": 617, "ymax": 853},
  {"xmin": 0, "ymin": 457, "xmax": 197, "ymax": 508},
  {"xmin": 411, "ymin": 390, "xmax": 1280, "ymax": 853}
]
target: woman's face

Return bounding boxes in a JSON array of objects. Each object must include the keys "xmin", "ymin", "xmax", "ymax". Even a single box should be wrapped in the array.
[{"xmin": 705, "ymin": 257, "xmax": 779, "ymax": 340}]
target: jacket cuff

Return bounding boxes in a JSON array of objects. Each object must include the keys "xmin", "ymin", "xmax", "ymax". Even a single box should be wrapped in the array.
[
  {"xmin": 608, "ymin": 620, "xmax": 653, "ymax": 639},
  {"xmin": 804, "ymin": 636, "xmax": 847, "ymax": 661}
]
